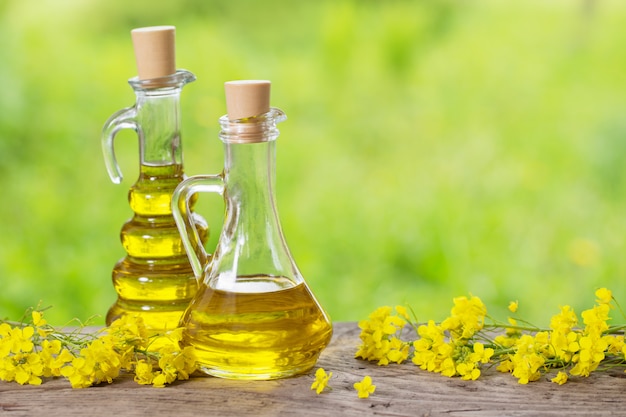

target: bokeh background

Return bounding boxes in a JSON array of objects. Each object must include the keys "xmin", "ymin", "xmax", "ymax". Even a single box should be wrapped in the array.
[{"xmin": 1, "ymin": 0, "xmax": 626, "ymax": 326}]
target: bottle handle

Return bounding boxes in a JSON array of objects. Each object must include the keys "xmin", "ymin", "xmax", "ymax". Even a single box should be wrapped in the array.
[
  {"xmin": 101, "ymin": 106, "xmax": 138, "ymax": 184},
  {"xmin": 172, "ymin": 175, "xmax": 225, "ymax": 280}
]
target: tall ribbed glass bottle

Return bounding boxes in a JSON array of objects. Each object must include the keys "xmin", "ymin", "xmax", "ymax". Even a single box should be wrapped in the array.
[{"xmin": 101, "ymin": 26, "xmax": 208, "ymax": 334}]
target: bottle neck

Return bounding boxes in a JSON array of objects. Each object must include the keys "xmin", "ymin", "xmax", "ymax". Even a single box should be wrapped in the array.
[
  {"xmin": 129, "ymin": 70, "xmax": 194, "ymax": 168},
  {"xmin": 219, "ymin": 108, "xmax": 287, "ymax": 238},
  {"xmin": 223, "ymin": 140, "xmax": 278, "ymax": 216},
  {"xmin": 133, "ymin": 88, "xmax": 183, "ymax": 167},
  {"xmin": 210, "ymin": 109, "xmax": 300, "ymax": 286}
]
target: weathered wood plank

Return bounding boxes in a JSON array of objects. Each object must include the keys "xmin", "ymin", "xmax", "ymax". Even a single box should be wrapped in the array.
[{"xmin": 1, "ymin": 322, "xmax": 625, "ymax": 417}]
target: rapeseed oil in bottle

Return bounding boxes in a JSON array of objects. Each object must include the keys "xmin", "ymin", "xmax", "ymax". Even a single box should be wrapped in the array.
[
  {"xmin": 172, "ymin": 80, "xmax": 332, "ymax": 379},
  {"xmin": 101, "ymin": 26, "xmax": 208, "ymax": 333}
]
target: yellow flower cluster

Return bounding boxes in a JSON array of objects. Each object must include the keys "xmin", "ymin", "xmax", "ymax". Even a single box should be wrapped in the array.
[
  {"xmin": 355, "ymin": 296, "xmax": 493, "ymax": 381},
  {"xmin": 495, "ymin": 288, "xmax": 623, "ymax": 384},
  {"xmin": 0, "ymin": 310, "xmax": 196, "ymax": 388},
  {"xmin": 354, "ymin": 305, "xmax": 412, "ymax": 366},
  {"xmin": 355, "ymin": 288, "xmax": 626, "ymax": 385},
  {"xmin": 411, "ymin": 295, "xmax": 493, "ymax": 381}
]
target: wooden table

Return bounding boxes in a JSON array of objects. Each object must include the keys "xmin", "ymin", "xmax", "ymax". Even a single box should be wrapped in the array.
[{"xmin": 1, "ymin": 322, "xmax": 624, "ymax": 416}]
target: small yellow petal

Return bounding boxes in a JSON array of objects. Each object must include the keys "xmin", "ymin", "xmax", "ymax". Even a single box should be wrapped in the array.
[
  {"xmin": 32, "ymin": 311, "xmax": 47, "ymax": 327},
  {"xmin": 595, "ymin": 288, "xmax": 612, "ymax": 305},
  {"xmin": 395, "ymin": 305, "xmax": 410, "ymax": 320},
  {"xmin": 551, "ymin": 371, "xmax": 568, "ymax": 385}
]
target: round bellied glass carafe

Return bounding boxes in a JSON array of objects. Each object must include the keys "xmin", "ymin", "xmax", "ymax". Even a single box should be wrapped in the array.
[{"xmin": 172, "ymin": 80, "xmax": 332, "ymax": 380}]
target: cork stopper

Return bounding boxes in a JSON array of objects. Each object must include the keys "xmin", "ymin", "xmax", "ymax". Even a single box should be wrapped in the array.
[
  {"xmin": 131, "ymin": 26, "xmax": 176, "ymax": 80},
  {"xmin": 224, "ymin": 80, "xmax": 271, "ymax": 120}
]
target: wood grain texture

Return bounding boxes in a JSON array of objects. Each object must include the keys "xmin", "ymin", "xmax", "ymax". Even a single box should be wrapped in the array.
[{"xmin": 1, "ymin": 322, "xmax": 625, "ymax": 417}]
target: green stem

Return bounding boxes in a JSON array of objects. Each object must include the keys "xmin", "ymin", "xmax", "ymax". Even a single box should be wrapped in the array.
[{"xmin": 482, "ymin": 323, "xmax": 550, "ymax": 333}]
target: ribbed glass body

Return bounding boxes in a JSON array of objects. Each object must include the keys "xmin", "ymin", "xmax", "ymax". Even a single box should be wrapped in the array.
[{"xmin": 102, "ymin": 71, "xmax": 208, "ymax": 334}]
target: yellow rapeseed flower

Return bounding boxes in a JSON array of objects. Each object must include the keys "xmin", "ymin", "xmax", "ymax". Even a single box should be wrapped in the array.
[
  {"xmin": 354, "ymin": 375, "xmax": 376, "ymax": 398},
  {"xmin": 510, "ymin": 334, "xmax": 546, "ymax": 384},
  {"xmin": 150, "ymin": 344, "xmax": 196, "ymax": 387},
  {"xmin": 395, "ymin": 305, "xmax": 410, "ymax": 320},
  {"xmin": 385, "ymin": 337, "xmax": 410, "ymax": 364},
  {"xmin": 550, "ymin": 305, "xmax": 578, "ymax": 333},
  {"xmin": 442, "ymin": 295, "xmax": 487, "ymax": 340},
  {"xmin": 32, "ymin": 311, "xmax": 46, "ymax": 327},
  {"xmin": 133, "ymin": 360, "xmax": 156, "ymax": 385},
  {"xmin": 4, "ymin": 326, "xmax": 35, "ymax": 354},
  {"xmin": 471, "ymin": 343, "xmax": 494, "ymax": 364},
  {"xmin": 595, "ymin": 288, "xmax": 612, "ymax": 305},
  {"xmin": 106, "ymin": 314, "xmax": 149, "ymax": 349},
  {"xmin": 508, "ymin": 301, "xmax": 519, "ymax": 313},
  {"xmin": 13, "ymin": 353, "xmax": 44, "ymax": 385},
  {"xmin": 310, "ymin": 367, "xmax": 332, "ymax": 394},
  {"xmin": 355, "ymin": 305, "xmax": 408, "ymax": 365},
  {"xmin": 605, "ymin": 335, "xmax": 625, "ymax": 355},
  {"xmin": 551, "ymin": 371, "xmax": 568, "ymax": 385},
  {"xmin": 38, "ymin": 339, "xmax": 62, "ymax": 377},
  {"xmin": 581, "ymin": 304, "xmax": 610, "ymax": 337},
  {"xmin": 456, "ymin": 361, "xmax": 480, "ymax": 381},
  {"xmin": 570, "ymin": 334, "xmax": 608, "ymax": 377}
]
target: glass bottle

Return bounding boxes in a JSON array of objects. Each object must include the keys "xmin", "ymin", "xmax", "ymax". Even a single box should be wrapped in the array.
[
  {"xmin": 172, "ymin": 80, "xmax": 332, "ymax": 380},
  {"xmin": 101, "ymin": 26, "xmax": 208, "ymax": 333}
]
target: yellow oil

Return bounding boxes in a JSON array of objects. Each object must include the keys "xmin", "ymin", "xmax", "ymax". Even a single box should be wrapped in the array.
[
  {"xmin": 107, "ymin": 163, "xmax": 208, "ymax": 332},
  {"xmin": 181, "ymin": 276, "xmax": 333, "ymax": 380}
]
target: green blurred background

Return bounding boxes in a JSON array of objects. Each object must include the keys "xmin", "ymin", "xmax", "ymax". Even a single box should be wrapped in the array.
[{"xmin": 1, "ymin": 0, "xmax": 626, "ymax": 326}]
